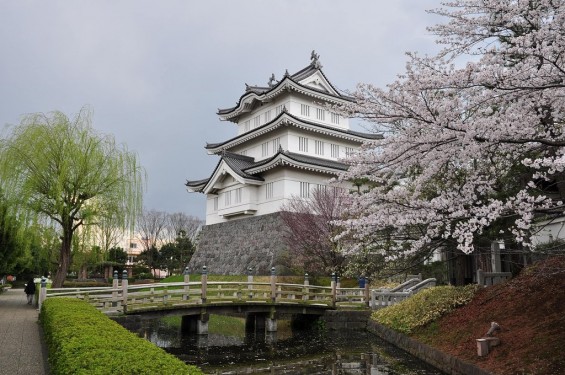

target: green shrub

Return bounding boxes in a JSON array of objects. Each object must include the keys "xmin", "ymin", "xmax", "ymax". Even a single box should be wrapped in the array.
[
  {"xmin": 372, "ymin": 284, "xmax": 479, "ymax": 334},
  {"xmin": 63, "ymin": 281, "xmax": 110, "ymax": 288},
  {"xmin": 40, "ymin": 298, "xmax": 203, "ymax": 375}
]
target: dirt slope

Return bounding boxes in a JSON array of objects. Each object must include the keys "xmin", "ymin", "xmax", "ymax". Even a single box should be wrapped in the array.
[{"xmin": 413, "ymin": 256, "xmax": 565, "ymax": 375}]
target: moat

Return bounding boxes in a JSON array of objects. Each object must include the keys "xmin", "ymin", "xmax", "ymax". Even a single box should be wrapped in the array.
[{"xmin": 125, "ymin": 314, "xmax": 446, "ymax": 374}]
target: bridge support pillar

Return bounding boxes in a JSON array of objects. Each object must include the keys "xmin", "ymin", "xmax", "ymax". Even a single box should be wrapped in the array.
[
  {"xmin": 197, "ymin": 315, "xmax": 209, "ymax": 335},
  {"xmin": 266, "ymin": 317, "xmax": 277, "ymax": 332},
  {"xmin": 181, "ymin": 313, "xmax": 209, "ymax": 335},
  {"xmin": 246, "ymin": 313, "xmax": 277, "ymax": 333}
]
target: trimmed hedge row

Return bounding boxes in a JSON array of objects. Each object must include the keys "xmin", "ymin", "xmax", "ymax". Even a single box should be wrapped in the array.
[
  {"xmin": 372, "ymin": 284, "xmax": 479, "ymax": 334},
  {"xmin": 40, "ymin": 298, "xmax": 203, "ymax": 375}
]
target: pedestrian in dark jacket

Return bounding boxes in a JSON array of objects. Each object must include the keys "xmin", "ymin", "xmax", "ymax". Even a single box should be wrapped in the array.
[{"xmin": 24, "ymin": 278, "xmax": 36, "ymax": 305}]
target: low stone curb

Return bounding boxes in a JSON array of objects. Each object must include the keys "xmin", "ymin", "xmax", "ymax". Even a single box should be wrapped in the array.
[{"xmin": 367, "ymin": 320, "xmax": 493, "ymax": 375}]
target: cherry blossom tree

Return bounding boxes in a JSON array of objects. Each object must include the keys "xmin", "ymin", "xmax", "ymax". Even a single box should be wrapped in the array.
[{"xmin": 339, "ymin": 0, "xmax": 565, "ymax": 259}]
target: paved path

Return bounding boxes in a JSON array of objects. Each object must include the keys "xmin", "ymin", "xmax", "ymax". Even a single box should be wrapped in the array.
[{"xmin": 0, "ymin": 288, "xmax": 49, "ymax": 375}]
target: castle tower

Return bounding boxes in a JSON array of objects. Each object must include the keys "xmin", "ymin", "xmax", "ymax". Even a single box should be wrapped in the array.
[{"xmin": 186, "ymin": 52, "xmax": 380, "ymax": 274}]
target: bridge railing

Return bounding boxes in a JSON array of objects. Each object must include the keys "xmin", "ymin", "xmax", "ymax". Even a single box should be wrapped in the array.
[
  {"xmin": 370, "ymin": 278, "xmax": 437, "ymax": 309},
  {"xmin": 39, "ymin": 268, "xmax": 405, "ymax": 313}
]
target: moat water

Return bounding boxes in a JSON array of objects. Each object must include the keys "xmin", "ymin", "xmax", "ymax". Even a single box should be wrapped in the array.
[{"xmin": 126, "ymin": 315, "xmax": 446, "ymax": 375}]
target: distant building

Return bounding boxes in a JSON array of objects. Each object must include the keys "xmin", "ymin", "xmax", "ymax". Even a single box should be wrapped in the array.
[{"xmin": 186, "ymin": 52, "xmax": 380, "ymax": 274}]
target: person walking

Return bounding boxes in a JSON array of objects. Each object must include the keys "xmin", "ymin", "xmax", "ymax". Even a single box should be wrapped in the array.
[{"xmin": 24, "ymin": 278, "xmax": 36, "ymax": 305}]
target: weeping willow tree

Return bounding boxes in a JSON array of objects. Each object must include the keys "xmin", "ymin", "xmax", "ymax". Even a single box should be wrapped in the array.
[{"xmin": 0, "ymin": 107, "xmax": 145, "ymax": 287}]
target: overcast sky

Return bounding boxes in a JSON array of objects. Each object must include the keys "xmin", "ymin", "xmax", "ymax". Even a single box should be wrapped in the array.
[{"xmin": 0, "ymin": 1, "xmax": 444, "ymax": 219}]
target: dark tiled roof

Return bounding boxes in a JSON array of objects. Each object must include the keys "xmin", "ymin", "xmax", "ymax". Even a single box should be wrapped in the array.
[
  {"xmin": 205, "ymin": 111, "xmax": 382, "ymax": 151},
  {"xmin": 245, "ymin": 149, "xmax": 349, "ymax": 174},
  {"xmin": 185, "ymin": 177, "xmax": 209, "ymax": 187},
  {"xmin": 221, "ymin": 151, "xmax": 263, "ymax": 181},
  {"xmin": 217, "ymin": 63, "xmax": 352, "ymax": 116},
  {"xmin": 245, "ymin": 85, "xmax": 270, "ymax": 94},
  {"xmin": 282, "ymin": 151, "xmax": 349, "ymax": 171},
  {"xmin": 290, "ymin": 64, "xmax": 346, "ymax": 98},
  {"xmin": 186, "ymin": 147, "xmax": 350, "ymax": 193}
]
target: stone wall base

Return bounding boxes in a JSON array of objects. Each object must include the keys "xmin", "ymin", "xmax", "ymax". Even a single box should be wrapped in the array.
[
  {"xmin": 323, "ymin": 310, "xmax": 371, "ymax": 331},
  {"xmin": 188, "ymin": 213, "xmax": 289, "ymax": 275},
  {"xmin": 367, "ymin": 321, "xmax": 492, "ymax": 375}
]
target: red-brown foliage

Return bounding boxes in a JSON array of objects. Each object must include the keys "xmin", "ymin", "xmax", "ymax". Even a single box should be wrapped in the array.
[{"xmin": 414, "ymin": 256, "xmax": 565, "ymax": 375}]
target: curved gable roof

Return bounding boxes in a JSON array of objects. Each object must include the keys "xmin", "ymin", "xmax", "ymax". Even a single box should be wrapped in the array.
[
  {"xmin": 205, "ymin": 111, "xmax": 382, "ymax": 154},
  {"xmin": 185, "ymin": 151, "xmax": 263, "ymax": 194},
  {"xmin": 244, "ymin": 149, "xmax": 349, "ymax": 176},
  {"xmin": 217, "ymin": 62, "xmax": 353, "ymax": 122},
  {"xmin": 186, "ymin": 148, "xmax": 350, "ymax": 194}
]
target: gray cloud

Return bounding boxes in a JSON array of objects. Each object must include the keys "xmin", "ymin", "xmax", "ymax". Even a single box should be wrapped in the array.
[{"xmin": 0, "ymin": 0, "xmax": 443, "ymax": 218}]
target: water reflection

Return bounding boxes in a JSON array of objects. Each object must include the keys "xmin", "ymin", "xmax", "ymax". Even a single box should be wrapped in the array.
[{"xmin": 127, "ymin": 315, "xmax": 445, "ymax": 375}]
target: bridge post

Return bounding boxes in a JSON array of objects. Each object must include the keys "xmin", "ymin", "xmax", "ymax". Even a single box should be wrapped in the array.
[
  {"xmin": 247, "ymin": 267, "xmax": 253, "ymax": 299},
  {"xmin": 364, "ymin": 277, "xmax": 370, "ymax": 307},
  {"xmin": 122, "ymin": 270, "xmax": 128, "ymax": 307},
  {"xmin": 38, "ymin": 277, "xmax": 47, "ymax": 311},
  {"xmin": 331, "ymin": 272, "xmax": 337, "ymax": 307},
  {"xmin": 112, "ymin": 270, "xmax": 119, "ymax": 307},
  {"xmin": 270, "ymin": 267, "xmax": 276, "ymax": 302},
  {"xmin": 303, "ymin": 273, "xmax": 309, "ymax": 301},
  {"xmin": 201, "ymin": 266, "xmax": 207, "ymax": 303},
  {"xmin": 183, "ymin": 267, "xmax": 190, "ymax": 301}
]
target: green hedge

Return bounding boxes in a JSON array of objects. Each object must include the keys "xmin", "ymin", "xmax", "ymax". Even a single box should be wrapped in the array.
[
  {"xmin": 372, "ymin": 284, "xmax": 479, "ymax": 334},
  {"xmin": 40, "ymin": 298, "xmax": 203, "ymax": 375}
]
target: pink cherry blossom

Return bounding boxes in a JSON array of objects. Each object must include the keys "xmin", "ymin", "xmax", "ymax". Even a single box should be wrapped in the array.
[{"xmin": 337, "ymin": 0, "xmax": 565, "ymax": 257}]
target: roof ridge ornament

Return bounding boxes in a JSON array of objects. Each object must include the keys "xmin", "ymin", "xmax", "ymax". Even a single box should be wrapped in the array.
[
  {"xmin": 284, "ymin": 69, "xmax": 290, "ymax": 77},
  {"xmin": 268, "ymin": 73, "xmax": 277, "ymax": 88},
  {"xmin": 310, "ymin": 50, "xmax": 322, "ymax": 69}
]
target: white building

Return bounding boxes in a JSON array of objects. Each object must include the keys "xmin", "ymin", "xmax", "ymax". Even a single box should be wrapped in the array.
[{"xmin": 186, "ymin": 52, "xmax": 380, "ymax": 225}]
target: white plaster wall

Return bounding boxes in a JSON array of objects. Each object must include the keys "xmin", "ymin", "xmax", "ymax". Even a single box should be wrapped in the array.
[
  {"xmin": 237, "ymin": 98, "xmax": 291, "ymax": 135},
  {"xmin": 532, "ymin": 217, "xmax": 565, "ymax": 246},
  {"xmin": 204, "ymin": 168, "xmax": 350, "ymax": 225},
  {"xmin": 286, "ymin": 128, "xmax": 360, "ymax": 160},
  {"xmin": 229, "ymin": 128, "xmax": 287, "ymax": 161},
  {"xmin": 288, "ymin": 96, "xmax": 349, "ymax": 130},
  {"xmin": 230, "ymin": 126, "xmax": 359, "ymax": 162}
]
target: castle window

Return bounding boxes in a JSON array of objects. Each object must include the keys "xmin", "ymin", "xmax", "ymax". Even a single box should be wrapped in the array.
[
  {"xmin": 275, "ymin": 105, "xmax": 283, "ymax": 116},
  {"xmin": 261, "ymin": 142, "xmax": 269, "ymax": 157},
  {"xmin": 266, "ymin": 182, "xmax": 274, "ymax": 199},
  {"xmin": 345, "ymin": 147, "xmax": 354, "ymax": 157},
  {"xmin": 299, "ymin": 137, "xmax": 309, "ymax": 152},
  {"xmin": 244, "ymin": 120, "xmax": 250, "ymax": 132},
  {"xmin": 240, "ymin": 150, "xmax": 247, "ymax": 156},
  {"xmin": 301, "ymin": 104, "xmax": 310, "ymax": 117},
  {"xmin": 253, "ymin": 115, "xmax": 261, "ymax": 128},
  {"xmin": 331, "ymin": 144, "xmax": 339, "ymax": 158},
  {"xmin": 264, "ymin": 110, "xmax": 271, "ymax": 123},
  {"xmin": 272, "ymin": 137, "xmax": 280, "ymax": 152},
  {"xmin": 129, "ymin": 242, "xmax": 137, "ymax": 249},
  {"xmin": 316, "ymin": 108, "xmax": 325, "ymax": 121},
  {"xmin": 213, "ymin": 197, "xmax": 218, "ymax": 211},
  {"xmin": 224, "ymin": 191, "xmax": 232, "ymax": 206},
  {"xmin": 315, "ymin": 140, "xmax": 324, "ymax": 156},
  {"xmin": 331, "ymin": 112, "xmax": 340, "ymax": 124},
  {"xmin": 300, "ymin": 182, "xmax": 310, "ymax": 198},
  {"xmin": 235, "ymin": 188, "xmax": 242, "ymax": 204}
]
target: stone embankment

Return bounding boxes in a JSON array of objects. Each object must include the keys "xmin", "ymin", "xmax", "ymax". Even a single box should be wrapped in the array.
[
  {"xmin": 323, "ymin": 310, "xmax": 371, "ymax": 331},
  {"xmin": 368, "ymin": 321, "xmax": 491, "ymax": 375}
]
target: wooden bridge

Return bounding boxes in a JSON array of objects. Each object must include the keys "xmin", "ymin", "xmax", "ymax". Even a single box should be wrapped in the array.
[{"xmin": 38, "ymin": 267, "xmax": 373, "ymax": 334}]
